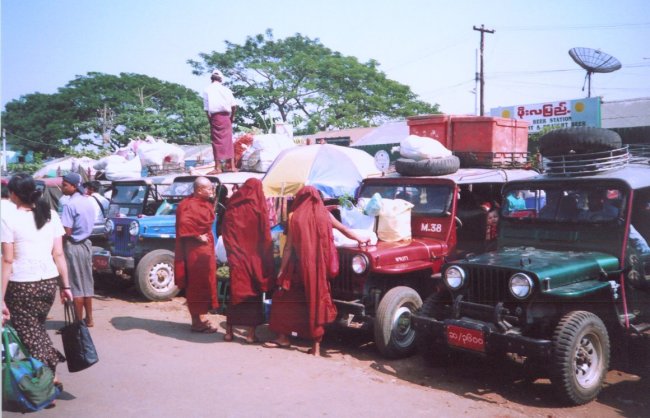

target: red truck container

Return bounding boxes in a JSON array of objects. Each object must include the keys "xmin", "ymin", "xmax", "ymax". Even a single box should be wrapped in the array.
[{"xmin": 407, "ymin": 115, "xmax": 530, "ymax": 167}]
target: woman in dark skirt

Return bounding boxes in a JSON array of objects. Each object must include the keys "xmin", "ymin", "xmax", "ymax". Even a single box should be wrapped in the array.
[
  {"xmin": 221, "ymin": 178, "xmax": 274, "ymax": 343},
  {"xmin": 1, "ymin": 173, "xmax": 74, "ymax": 389}
]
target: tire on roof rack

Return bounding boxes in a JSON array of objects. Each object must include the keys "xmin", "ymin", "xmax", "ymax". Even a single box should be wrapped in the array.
[
  {"xmin": 395, "ymin": 156, "xmax": 460, "ymax": 176},
  {"xmin": 539, "ymin": 127, "xmax": 622, "ymax": 157}
]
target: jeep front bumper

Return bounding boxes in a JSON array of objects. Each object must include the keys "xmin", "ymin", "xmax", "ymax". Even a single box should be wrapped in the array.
[
  {"xmin": 109, "ymin": 256, "xmax": 135, "ymax": 271},
  {"xmin": 412, "ymin": 313, "xmax": 552, "ymax": 359}
]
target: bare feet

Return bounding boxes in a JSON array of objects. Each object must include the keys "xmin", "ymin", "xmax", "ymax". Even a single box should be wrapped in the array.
[{"xmin": 308, "ymin": 341, "xmax": 320, "ymax": 356}]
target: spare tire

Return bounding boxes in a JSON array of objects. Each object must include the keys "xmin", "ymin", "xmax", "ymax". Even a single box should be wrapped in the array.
[
  {"xmin": 395, "ymin": 156, "xmax": 460, "ymax": 176},
  {"xmin": 539, "ymin": 127, "xmax": 622, "ymax": 157}
]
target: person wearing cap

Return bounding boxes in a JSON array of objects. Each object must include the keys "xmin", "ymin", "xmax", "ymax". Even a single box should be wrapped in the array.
[
  {"xmin": 60, "ymin": 173, "xmax": 96, "ymax": 326},
  {"xmin": 203, "ymin": 68, "xmax": 237, "ymax": 174}
]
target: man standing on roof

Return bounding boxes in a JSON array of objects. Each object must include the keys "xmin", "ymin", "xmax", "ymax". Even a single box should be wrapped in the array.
[{"xmin": 203, "ymin": 69, "xmax": 237, "ymax": 175}]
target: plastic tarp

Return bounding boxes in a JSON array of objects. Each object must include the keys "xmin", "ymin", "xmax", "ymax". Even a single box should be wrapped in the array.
[
  {"xmin": 262, "ymin": 144, "xmax": 381, "ymax": 198},
  {"xmin": 33, "ymin": 156, "xmax": 98, "ymax": 179}
]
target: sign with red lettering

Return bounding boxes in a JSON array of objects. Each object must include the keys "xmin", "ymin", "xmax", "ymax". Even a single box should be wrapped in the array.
[{"xmin": 490, "ymin": 97, "xmax": 601, "ymax": 133}]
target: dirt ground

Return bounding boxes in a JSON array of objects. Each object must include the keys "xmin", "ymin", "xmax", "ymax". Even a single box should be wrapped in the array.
[{"xmin": 4, "ymin": 281, "xmax": 648, "ymax": 418}]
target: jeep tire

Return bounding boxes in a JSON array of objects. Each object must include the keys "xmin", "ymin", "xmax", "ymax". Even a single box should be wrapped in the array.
[
  {"xmin": 539, "ymin": 127, "xmax": 622, "ymax": 157},
  {"xmin": 135, "ymin": 249, "xmax": 180, "ymax": 301},
  {"xmin": 374, "ymin": 286, "xmax": 422, "ymax": 359},
  {"xmin": 395, "ymin": 156, "xmax": 460, "ymax": 176},
  {"xmin": 550, "ymin": 311, "xmax": 610, "ymax": 405}
]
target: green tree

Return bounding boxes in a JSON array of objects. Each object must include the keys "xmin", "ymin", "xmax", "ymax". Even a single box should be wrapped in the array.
[
  {"xmin": 188, "ymin": 30, "xmax": 439, "ymax": 134},
  {"xmin": 2, "ymin": 72, "xmax": 208, "ymax": 158}
]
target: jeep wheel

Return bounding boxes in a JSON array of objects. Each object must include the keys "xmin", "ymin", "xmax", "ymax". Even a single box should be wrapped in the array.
[
  {"xmin": 550, "ymin": 311, "xmax": 610, "ymax": 405},
  {"xmin": 539, "ymin": 127, "xmax": 621, "ymax": 157},
  {"xmin": 135, "ymin": 249, "xmax": 179, "ymax": 301},
  {"xmin": 416, "ymin": 293, "xmax": 454, "ymax": 366},
  {"xmin": 374, "ymin": 286, "xmax": 422, "ymax": 359}
]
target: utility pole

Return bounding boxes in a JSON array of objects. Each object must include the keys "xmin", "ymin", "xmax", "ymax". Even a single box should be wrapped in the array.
[
  {"xmin": 2, "ymin": 129, "xmax": 6, "ymax": 174},
  {"xmin": 473, "ymin": 24, "xmax": 495, "ymax": 116}
]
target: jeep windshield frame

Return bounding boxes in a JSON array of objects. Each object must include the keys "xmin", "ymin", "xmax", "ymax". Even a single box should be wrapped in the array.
[{"xmin": 499, "ymin": 178, "xmax": 632, "ymax": 255}]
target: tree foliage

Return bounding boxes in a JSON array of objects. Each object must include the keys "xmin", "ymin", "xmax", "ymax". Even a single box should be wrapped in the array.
[
  {"xmin": 2, "ymin": 72, "xmax": 207, "ymax": 158},
  {"xmin": 188, "ymin": 30, "xmax": 439, "ymax": 134}
]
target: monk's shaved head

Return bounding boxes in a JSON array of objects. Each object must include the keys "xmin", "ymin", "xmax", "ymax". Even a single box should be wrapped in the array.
[{"xmin": 193, "ymin": 176, "xmax": 214, "ymax": 200}]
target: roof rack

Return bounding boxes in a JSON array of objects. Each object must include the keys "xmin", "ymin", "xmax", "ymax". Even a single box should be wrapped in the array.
[
  {"xmin": 543, "ymin": 146, "xmax": 630, "ymax": 176},
  {"xmin": 628, "ymin": 144, "xmax": 650, "ymax": 164}
]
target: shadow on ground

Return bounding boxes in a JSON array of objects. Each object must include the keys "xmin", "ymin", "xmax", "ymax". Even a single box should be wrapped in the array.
[{"xmin": 321, "ymin": 326, "xmax": 649, "ymax": 416}]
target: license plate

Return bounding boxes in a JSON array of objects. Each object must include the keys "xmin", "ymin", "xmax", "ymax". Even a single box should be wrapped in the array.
[
  {"xmin": 93, "ymin": 255, "xmax": 109, "ymax": 270},
  {"xmin": 116, "ymin": 225, "xmax": 123, "ymax": 232},
  {"xmin": 446, "ymin": 325, "xmax": 485, "ymax": 352}
]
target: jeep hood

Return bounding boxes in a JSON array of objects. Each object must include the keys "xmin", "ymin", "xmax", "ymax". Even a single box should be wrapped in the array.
[
  {"xmin": 339, "ymin": 238, "xmax": 446, "ymax": 273},
  {"xmin": 462, "ymin": 247, "xmax": 619, "ymax": 288},
  {"xmin": 137, "ymin": 215, "xmax": 176, "ymax": 239}
]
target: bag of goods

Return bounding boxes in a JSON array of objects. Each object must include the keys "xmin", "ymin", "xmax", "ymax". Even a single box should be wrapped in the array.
[
  {"xmin": 333, "ymin": 228, "xmax": 378, "ymax": 247},
  {"xmin": 399, "ymin": 135, "xmax": 452, "ymax": 161},
  {"xmin": 377, "ymin": 198, "xmax": 414, "ymax": 242}
]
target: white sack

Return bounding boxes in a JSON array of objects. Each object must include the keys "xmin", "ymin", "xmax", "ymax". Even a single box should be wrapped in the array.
[
  {"xmin": 104, "ymin": 153, "xmax": 142, "ymax": 180},
  {"xmin": 377, "ymin": 198, "xmax": 414, "ymax": 242},
  {"xmin": 399, "ymin": 135, "xmax": 452, "ymax": 161},
  {"xmin": 137, "ymin": 139, "xmax": 185, "ymax": 167},
  {"xmin": 333, "ymin": 228, "xmax": 378, "ymax": 247},
  {"xmin": 216, "ymin": 235, "xmax": 228, "ymax": 263},
  {"xmin": 94, "ymin": 154, "xmax": 128, "ymax": 170},
  {"xmin": 340, "ymin": 206, "xmax": 376, "ymax": 232},
  {"xmin": 240, "ymin": 134, "xmax": 296, "ymax": 173}
]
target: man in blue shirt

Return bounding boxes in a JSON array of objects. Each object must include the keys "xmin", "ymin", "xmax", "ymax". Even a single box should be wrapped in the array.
[{"xmin": 61, "ymin": 173, "xmax": 96, "ymax": 326}]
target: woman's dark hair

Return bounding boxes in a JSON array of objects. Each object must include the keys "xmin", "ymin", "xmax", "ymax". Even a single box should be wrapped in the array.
[{"xmin": 7, "ymin": 173, "xmax": 51, "ymax": 229}]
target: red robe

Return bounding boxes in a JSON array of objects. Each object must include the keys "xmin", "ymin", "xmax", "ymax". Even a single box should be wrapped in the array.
[
  {"xmin": 174, "ymin": 195, "xmax": 218, "ymax": 315},
  {"xmin": 222, "ymin": 178, "xmax": 274, "ymax": 325},
  {"xmin": 269, "ymin": 186, "xmax": 338, "ymax": 341}
]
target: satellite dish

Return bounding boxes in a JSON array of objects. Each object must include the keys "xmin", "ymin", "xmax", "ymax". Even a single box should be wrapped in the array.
[{"xmin": 569, "ymin": 47, "xmax": 622, "ymax": 97}]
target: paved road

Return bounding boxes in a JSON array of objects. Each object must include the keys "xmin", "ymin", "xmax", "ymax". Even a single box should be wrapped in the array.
[{"xmin": 4, "ymin": 286, "xmax": 648, "ymax": 418}]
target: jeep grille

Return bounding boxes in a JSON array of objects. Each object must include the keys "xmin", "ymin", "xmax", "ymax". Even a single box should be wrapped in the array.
[
  {"xmin": 112, "ymin": 219, "xmax": 135, "ymax": 257},
  {"xmin": 332, "ymin": 251, "xmax": 354, "ymax": 295},
  {"xmin": 463, "ymin": 266, "xmax": 515, "ymax": 305}
]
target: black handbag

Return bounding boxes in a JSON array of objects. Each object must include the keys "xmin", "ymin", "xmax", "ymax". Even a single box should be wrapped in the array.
[{"xmin": 59, "ymin": 302, "xmax": 99, "ymax": 372}]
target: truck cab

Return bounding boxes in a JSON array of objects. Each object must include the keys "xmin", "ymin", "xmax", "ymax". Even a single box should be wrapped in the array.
[{"xmin": 331, "ymin": 168, "xmax": 537, "ymax": 358}]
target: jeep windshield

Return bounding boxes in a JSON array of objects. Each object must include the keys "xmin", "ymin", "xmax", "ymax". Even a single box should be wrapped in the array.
[
  {"xmin": 502, "ymin": 185, "xmax": 626, "ymax": 223},
  {"xmin": 107, "ymin": 183, "xmax": 149, "ymax": 217},
  {"xmin": 359, "ymin": 183, "xmax": 453, "ymax": 216}
]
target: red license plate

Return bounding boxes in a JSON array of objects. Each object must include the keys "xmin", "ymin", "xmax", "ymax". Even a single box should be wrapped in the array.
[
  {"xmin": 93, "ymin": 255, "xmax": 109, "ymax": 270},
  {"xmin": 446, "ymin": 325, "xmax": 485, "ymax": 352}
]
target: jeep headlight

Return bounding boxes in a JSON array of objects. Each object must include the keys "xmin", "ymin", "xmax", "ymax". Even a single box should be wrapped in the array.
[
  {"xmin": 105, "ymin": 219, "xmax": 114, "ymax": 233},
  {"xmin": 351, "ymin": 254, "xmax": 369, "ymax": 275},
  {"xmin": 128, "ymin": 220, "xmax": 139, "ymax": 236},
  {"xmin": 444, "ymin": 266, "xmax": 465, "ymax": 290},
  {"xmin": 509, "ymin": 273, "xmax": 534, "ymax": 299}
]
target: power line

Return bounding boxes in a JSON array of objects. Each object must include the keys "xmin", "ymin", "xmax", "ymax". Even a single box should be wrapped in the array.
[{"xmin": 500, "ymin": 22, "xmax": 650, "ymax": 31}]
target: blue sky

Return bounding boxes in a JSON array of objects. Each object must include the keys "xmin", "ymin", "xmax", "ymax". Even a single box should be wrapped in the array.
[{"xmin": 2, "ymin": 0, "xmax": 649, "ymax": 118}]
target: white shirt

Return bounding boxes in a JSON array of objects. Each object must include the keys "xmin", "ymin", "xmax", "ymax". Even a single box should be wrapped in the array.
[
  {"xmin": 1, "ymin": 209, "xmax": 64, "ymax": 282},
  {"xmin": 90, "ymin": 192, "xmax": 109, "ymax": 223},
  {"xmin": 203, "ymin": 82, "xmax": 236, "ymax": 114}
]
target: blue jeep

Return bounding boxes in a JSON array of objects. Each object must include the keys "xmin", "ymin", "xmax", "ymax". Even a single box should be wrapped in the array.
[{"xmin": 96, "ymin": 175, "xmax": 224, "ymax": 301}]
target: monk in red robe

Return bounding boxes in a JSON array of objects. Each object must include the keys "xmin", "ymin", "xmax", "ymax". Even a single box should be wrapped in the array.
[
  {"xmin": 221, "ymin": 178, "xmax": 274, "ymax": 343},
  {"xmin": 264, "ymin": 186, "xmax": 368, "ymax": 355},
  {"xmin": 174, "ymin": 177, "xmax": 218, "ymax": 333}
]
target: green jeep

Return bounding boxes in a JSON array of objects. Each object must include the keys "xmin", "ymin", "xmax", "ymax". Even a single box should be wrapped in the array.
[{"xmin": 413, "ymin": 131, "xmax": 650, "ymax": 405}]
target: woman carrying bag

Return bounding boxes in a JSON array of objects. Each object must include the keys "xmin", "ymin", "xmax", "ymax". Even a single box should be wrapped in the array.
[{"xmin": 1, "ymin": 173, "xmax": 74, "ymax": 394}]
